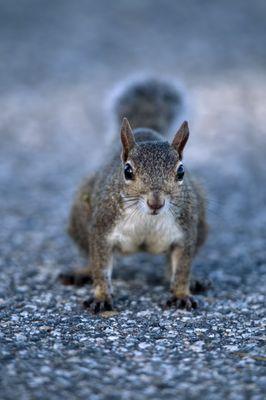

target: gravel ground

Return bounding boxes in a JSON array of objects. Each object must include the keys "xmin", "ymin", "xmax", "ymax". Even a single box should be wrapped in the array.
[{"xmin": 0, "ymin": 1, "xmax": 265, "ymax": 399}]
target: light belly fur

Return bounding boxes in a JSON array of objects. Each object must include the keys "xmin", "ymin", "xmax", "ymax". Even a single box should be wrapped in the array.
[{"xmin": 109, "ymin": 210, "xmax": 183, "ymax": 255}]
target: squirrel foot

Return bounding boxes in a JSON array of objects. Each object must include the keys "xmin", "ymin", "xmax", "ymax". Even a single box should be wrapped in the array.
[
  {"xmin": 58, "ymin": 271, "xmax": 92, "ymax": 286},
  {"xmin": 165, "ymin": 295, "xmax": 198, "ymax": 311},
  {"xmin": 83, "ymin": 297, "xmax": 113, "ymax": 313}
]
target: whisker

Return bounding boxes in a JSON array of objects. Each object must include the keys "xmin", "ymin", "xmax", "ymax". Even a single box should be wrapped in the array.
[
  {"xmin": 122, "ymin": 199, "xmax": 139, "ymax": 204},
  {"xmin": 121, "ymin": 196, "xmax": 139, "ymax": 201},
  {"xmin": 123, "ymin": 201, "xmax": 138, "ymax": 210},
  {"xmin": 169, "ymin": 205, "xmax": 179, "ymax": 219},
  {"xmin": 169, "ymin": 189, "xmax": 222, "ymax": 220},
  {"xmin": 125, "ymin": 204, "xmax": 139, "ymax": 224},
  {"xmin": 131, "ymin": 206, "xmax": 140, "ymax": 220},
  {"xmin": 181, "ymin": 190, "xmax": 223, "ymax": 211},
  {"xmin": 170, "ymin": 201, "xmax": 182, "ymax": 207}
]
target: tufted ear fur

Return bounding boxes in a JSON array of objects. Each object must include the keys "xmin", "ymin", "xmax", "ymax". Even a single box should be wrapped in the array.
[
  {"xmin": 172, "ymin": 121, "xmax": 189, "ymax": 159},
  {"xmin": 120, "ymin": 117, "xmax": 136, "ymax": 162}
]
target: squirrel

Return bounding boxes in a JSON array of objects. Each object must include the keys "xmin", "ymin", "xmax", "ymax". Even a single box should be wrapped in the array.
[{"xmin": 59, "ymin": 78, "xmax": 208, "ymax": 313}]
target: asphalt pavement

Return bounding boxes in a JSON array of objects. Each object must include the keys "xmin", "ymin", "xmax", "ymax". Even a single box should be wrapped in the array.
[{"xmin": 0, "ymin": 1, "xmax": 265, "ymax": 399}]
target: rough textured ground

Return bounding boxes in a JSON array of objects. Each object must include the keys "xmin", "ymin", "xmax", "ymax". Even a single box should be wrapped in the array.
[{"xmin": 0, "ymin": 1, "xmax": 265, "ymax": 399}]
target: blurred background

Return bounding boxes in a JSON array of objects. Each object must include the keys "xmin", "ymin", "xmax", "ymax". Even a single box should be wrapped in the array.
[
  {"xmin": 1, "ymin": 0, "xmax": 265, "ymax": 282},
  {"xmin": 0, "ymin": 1, "xmax": 265, "ymax": 399}
]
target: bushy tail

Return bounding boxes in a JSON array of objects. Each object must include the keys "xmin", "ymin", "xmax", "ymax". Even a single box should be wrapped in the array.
[{"xmin": 113, "ymin": 77, "xmax": 184, "ymax": 135}]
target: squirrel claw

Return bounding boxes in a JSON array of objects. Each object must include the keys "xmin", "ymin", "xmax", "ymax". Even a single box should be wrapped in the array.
[
  {"xmin": 83, "ymin": 297, "xmax": 113, "ymax": 313},
  {"xmin": 165, "ymin": 295, "xmax": 198, "ymax": 311}
]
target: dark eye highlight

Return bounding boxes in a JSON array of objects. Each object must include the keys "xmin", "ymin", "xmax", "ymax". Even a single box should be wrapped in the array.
[
  {"xmin": 177, "ymin": 163, "xmax": 185, "ymax": 181},
  {"xmin": 124, "ymin": 163, "xmax": 134, "ymax": 180}
]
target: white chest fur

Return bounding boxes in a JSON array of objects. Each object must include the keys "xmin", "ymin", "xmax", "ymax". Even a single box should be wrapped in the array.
[{"xmin": 109, "ymin": 209, "xmax": 183, "ymax": 255}]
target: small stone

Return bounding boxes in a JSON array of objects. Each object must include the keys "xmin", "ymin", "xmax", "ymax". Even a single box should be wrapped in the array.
[
  {"xmin": 138, "ymin": 342, "xmax": 151, "ymax": 349},
  {"xmin": 15, "ymin": 334, "xmax": 27, "ymax": 342}
]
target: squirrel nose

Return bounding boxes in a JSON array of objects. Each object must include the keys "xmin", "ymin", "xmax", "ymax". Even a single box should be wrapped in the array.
[{"xmin": 147, "ymin": 199, "xmax": 165, "ymax": 211}]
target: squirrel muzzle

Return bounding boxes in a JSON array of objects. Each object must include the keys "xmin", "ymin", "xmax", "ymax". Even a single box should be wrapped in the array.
[{"xmin": 146, "ymin": 192, "xmax": 166, "ymax": 214}]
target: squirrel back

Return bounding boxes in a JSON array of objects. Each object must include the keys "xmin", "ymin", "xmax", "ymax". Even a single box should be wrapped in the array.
[{"xmin": 112, "ymin": 77, "xmax": 184, "ymax": 136}]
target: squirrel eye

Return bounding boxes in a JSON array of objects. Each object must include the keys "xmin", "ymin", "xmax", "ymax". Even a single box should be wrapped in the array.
[
  {"xmin": 124, "ymin": 163, "xmax": 134, "ymax": 180},
  {"xmin": 177, "ymin": 163, "xmax": 185, "ymax": 181}
]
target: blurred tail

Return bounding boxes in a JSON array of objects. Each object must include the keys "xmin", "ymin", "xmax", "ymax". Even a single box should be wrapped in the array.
[{"xmin": 113, "ymin": 77, "xmax": 184, "ymax": 135}]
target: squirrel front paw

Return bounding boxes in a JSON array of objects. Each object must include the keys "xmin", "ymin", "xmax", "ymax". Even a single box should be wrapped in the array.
[
  {"xmin": 83, "ymin": 297, "xmax": 113, "ymax": 313},
  {"xmin": 165, "ymin": 295, "xmax": 198, "ymax": 311}
]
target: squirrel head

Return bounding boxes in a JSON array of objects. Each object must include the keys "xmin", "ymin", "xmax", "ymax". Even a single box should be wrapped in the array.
[{"xmin": 120, "ymin": 118, "xmax": 189, "ymax": 216}]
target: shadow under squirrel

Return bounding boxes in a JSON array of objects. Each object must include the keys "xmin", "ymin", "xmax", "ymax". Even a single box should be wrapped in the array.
[{"xmin": 59, "ymin": 78, "xmax": 208, "ymax": 313}]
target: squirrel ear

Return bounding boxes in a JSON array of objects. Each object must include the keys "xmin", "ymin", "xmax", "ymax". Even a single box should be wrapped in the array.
[
  {"xmin": 172, "ymin": 121, "xmax": 189, "ymax": 159},
  {"xmin": 120, "ymin": 117, "xmax": 135, "ymax": 162}
]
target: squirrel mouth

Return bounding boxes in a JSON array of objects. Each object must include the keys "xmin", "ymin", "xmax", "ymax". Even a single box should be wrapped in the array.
[{"xmin": 151, "ymin": 210, "xmax": 160, "ymax": 216}]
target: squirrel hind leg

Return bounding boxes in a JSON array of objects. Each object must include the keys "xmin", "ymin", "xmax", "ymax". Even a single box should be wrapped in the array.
[
  {"xmin": 58, "ymin": 267, "xmax": 93, "ymax": 286},
  {"xmin": 68, "ymin": 175, "xmax": 95, "ymax": 255},
  {"xmin": 83, "ymin": 297, "xmax": 113, "ymax": 313},
  {"xmin": 189, "ymin": 277, "xmax": 212, "ymax": 294}
]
